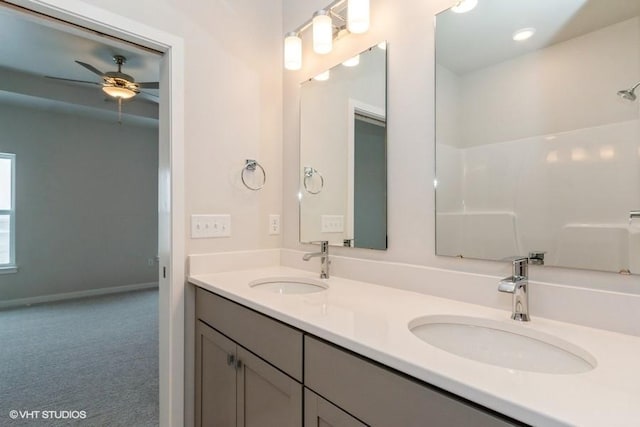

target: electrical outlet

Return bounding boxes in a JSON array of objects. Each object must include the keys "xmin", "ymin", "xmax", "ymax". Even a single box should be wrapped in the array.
[
  {"xmin": 191, "ymin": 214, "xmax": 232, "ymax": 238},
  {"xmin": 269, "ymin": 214, "xmax": 281, "ymax": 235},
  {"xmin": 321, "ymin": 215, "xmax": 344, "ymax": 233}
]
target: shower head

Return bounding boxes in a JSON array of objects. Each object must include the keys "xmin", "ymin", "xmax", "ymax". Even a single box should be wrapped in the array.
[{"xmin": 618, "ymin": 81, "xmax": 640, "ymax": 101}]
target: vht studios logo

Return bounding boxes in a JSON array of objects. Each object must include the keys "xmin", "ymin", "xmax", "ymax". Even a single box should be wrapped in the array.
[{"xmin": 9, "ymin": 410, "xmax": 87, "ymax": 420}]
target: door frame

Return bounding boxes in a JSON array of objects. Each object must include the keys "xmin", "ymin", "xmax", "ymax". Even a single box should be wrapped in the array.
[
  {"xmin": 346, "ymin": 98, "xmax": 386, "ymax": 242},
  {"xmin": 4, "ymin": 1, "xmax": 186, "ymax": 425}
]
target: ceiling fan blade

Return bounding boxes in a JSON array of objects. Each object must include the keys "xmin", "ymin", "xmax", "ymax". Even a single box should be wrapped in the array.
[
  {"xmin": 45, "ymin": 76, "xmax": 101, "ymax": 86},
  {"xmin": 136, "ymin": 90, "xmax": 159, "ymax": 103},
  {"xmin": 75, "ymin": 60, "xmax": 105, "ymax": 77},
  {"xmin": 137, "ymin": 82, "xmax": 159, "ymax": 89}
]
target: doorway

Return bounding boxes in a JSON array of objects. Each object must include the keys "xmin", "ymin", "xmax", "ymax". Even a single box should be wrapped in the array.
[{"xmin": 0, "ymin": 1, "xmax": 184, "ymax": 425}]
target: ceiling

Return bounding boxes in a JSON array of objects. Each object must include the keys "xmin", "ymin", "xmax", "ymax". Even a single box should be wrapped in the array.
[
  {"xmin": 0, "ymin": 4, "xmax": 161, "ymax": 122},
  {"xmin": 436, "ymin": 0, "xmax": 640, "ymax": 75}
]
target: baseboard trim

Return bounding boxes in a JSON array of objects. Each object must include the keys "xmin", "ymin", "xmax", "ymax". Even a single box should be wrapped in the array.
[{"xmin": 0, "ymin": 282, "xmax": 159, "ymax": 309}]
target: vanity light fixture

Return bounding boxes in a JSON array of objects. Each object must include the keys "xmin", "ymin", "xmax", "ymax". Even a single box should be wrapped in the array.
[
  {"xmin": 283, "ymin": 0, "xmax": 370, "ymax": 70},
  {"xmin": 512, "ymin": 27, "xmax": 536, "ymax": 41},
  {"xmin": 347, "ymin": 0, "xmax": 370, "ymax": 33},
  {"xmin": 342, "ymin": 54, "xmax": 360, "ymax": 67},
  {"xmin": 284, "ymin": 32, "xmax": 302, "ymax": 70},
  {"xmin": 313, "ymin": 10, "xmax": 333, "ymax": 54},
  {"xmin": 451, "ymin": 0, "xmax": 478, "ymax": 14}
]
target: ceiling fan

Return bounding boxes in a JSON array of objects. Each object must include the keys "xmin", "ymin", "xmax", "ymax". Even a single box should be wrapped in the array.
[{"xmin": 47, "ymin": 55, "xmax": 159, "ymax": 103}]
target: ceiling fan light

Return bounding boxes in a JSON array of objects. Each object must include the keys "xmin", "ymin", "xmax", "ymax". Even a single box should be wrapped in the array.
[{"xmin": 102, "ymin": 85, "xmax": 136, "ymax": 99}]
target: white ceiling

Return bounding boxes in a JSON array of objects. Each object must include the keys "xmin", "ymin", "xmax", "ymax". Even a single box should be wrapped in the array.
[
  {"xmin": 436, "ymin": 0, "xmax": 640, "ymax": 75},
  {"xmin": 0, "ymin": 5, "xmax": 161, "ymax": 119}
]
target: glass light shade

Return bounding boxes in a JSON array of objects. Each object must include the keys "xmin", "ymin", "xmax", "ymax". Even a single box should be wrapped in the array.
[
  {"xmin": 313, "ymin": 70, "xmax": 330, "ymax": 81},
  {"xmin": 284, "ymin": 32, "xmax": 302, "ymax": 70},
  {"xmin": 451, "ymin": 0, "xmax": 478, "ymax": 13},
  {"xmin": 102, "ymin": 85, "xmax": 136, "ymax": 99},
  {"xmin": 347, "ymin": 0, "xmax": 370, "ymax": 34},
  {"xmin": 312, "ymin": 11, "xmax": 333, "ymax": 54},
  {"xmin": 342, "ymin": 55, "xmax": 360, "ymax": 67}
]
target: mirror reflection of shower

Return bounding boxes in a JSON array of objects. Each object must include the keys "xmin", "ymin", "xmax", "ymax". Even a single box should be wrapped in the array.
[{"xmin": 617, "ymin": 81, "xmax": 640, "ymax": 101}]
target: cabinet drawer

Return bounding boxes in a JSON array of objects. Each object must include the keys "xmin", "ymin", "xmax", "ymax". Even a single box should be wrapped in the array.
[
  {"xmin": 196, "ymin": 287, "xmax": 303, "ymax": 381},
  {"xmin": 305, "ymin": 336, "xmax": 519, "ymax": 427}
]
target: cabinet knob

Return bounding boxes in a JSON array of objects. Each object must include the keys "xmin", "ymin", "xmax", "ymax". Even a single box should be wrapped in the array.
[
  {"xmin": 227, "ymin": 354, "xmax": 235, "ymax": 366},
  {"xmin": 236, "ymin": 359, "xmax": 243, "ymax": 370}
]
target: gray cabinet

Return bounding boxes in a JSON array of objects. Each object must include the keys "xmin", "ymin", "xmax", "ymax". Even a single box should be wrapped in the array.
[
  {"xmin": 195, "ymin": 320, "xmax": 302, "ymax": 427},
  {"xmin": 194, "ymin": 287, "xmax": 522, "ymax": 427},
  {"xmin": 304, "ymin": 389, "xmax": 366, "ymax": 427},
  {"xmin": 195, "ymin": 321, "xmax": 237, "ymax": 427},
  {"xmin": 305, "ymin": 336, "xmax": 519, "ymax": 427},
  {"xmin": 195, "ymin": 288, "xmax": 304, "ymax": 427}
]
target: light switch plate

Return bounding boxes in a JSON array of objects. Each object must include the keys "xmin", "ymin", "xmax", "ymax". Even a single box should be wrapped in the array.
[
  {"xmin": 191, "ymin": 214, "xmax": 231, "ymax": 238},
  {"xmin": 321, "ymin": 215, "xmax": 344, "ymax": 233},
  {"xmin": 269, "ymin": 214, "xmax": 281, "ymax": 235}
]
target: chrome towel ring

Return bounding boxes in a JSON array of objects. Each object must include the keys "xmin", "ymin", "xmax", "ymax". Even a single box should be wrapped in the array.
[
  {"xmin": 303, "ymin": 166, "xmax": 324, "ymax": 194},
  {"xmin": 241, "ymin": 159, "xmax": 266, "ymax": 191}
]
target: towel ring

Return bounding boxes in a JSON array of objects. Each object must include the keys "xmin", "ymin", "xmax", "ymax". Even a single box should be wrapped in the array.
[
  {"xmin": 241, "ymin": 159, "xmax": 266, "ymax": 191},
  {"xmin": 303, "ymin": 166, "xmax": 324, "ymax": 195}
]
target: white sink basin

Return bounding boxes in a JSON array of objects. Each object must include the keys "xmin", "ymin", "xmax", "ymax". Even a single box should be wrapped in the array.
[
  {"xmin": 249, "ymin": 277, "xmax": 328, "ymax": 294},
  {"xmin": 409, "ymin": 315, "xmax": 596, "ymax": 374}
]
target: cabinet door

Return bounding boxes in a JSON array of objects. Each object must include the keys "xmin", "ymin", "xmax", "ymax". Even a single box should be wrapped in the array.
[
  {"xmin": 196, "ymin": 321, "xmax": 237, "ymax": 427},
  {"xmin": 237, "ymin": 346, "xmax": 302, "ymax": 427},
  {"xmin": 304, "ymin": 389, "xmax": 366, "ymax": 427}
]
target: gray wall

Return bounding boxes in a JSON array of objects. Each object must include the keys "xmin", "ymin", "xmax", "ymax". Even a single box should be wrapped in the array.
[{"xmin": 0, "ymin": 102, "xmax": 158, "ymax": 302}]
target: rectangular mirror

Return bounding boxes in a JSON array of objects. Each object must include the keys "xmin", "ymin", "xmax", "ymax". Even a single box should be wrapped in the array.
[
  {"xmin": 300, "ymin": 42, "xmax": 387, "ymax": 249},
  {"xmin": 435, "ymin": 0, "xmax": 640, "ymax": 274}
]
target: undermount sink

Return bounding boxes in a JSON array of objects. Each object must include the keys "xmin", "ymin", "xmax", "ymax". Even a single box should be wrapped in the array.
[
  {"xmin": 249, "ymin": 277, "xmax": 328, "ymax": 294},
  {"xmin": 409, "ymin": 315, "xmax": 596, "ymax": 374}
]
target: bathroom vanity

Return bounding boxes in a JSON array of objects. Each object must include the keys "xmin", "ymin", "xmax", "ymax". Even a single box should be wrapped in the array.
[
  {"xmin": 189, "ymin": 266, "xmax": 640, "ymax": 427},
  {"xmin": 194, "ymin": 286, "xmax": 515, "ymax": 427}
]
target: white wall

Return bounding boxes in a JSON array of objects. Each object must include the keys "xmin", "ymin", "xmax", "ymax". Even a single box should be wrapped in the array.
[
  {"xmin": 77, "ymin": 0, "xmax": 284, "ymax": 255},
  {"xmin": 283, "ymin": 0, "xmax": 640, "ymax": 294},
  {"xmin": 0, "ymin": 101, "xmax": 158, "ymax": 301}
]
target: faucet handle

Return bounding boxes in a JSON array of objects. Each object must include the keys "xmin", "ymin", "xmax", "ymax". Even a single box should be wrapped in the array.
[{"xmin": 498, "ymin": 277, "xmax": 517, "ymax": 293}]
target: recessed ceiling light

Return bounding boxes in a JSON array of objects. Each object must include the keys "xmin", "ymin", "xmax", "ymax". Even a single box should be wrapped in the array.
[
  {"xmin": 513, "ymin": 28, "xmax": 536, "ymax": 41},
  {"xmin": 451, "ymin": 0, "xmax": 478, "ymax": 14}
]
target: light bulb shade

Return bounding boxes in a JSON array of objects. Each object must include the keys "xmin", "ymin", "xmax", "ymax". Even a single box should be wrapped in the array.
[
  {"xmin": 284, "ymin": 32, "xmax": 302, "ymax": 70},
  {"xmin": 342, "ymin": 54, "xmax": 360, "ymax": 67},
  {"xmin": 313, "ymin": 70, "xmax": 330, "ymax": 81},
  {"xmin": 102, "ymin": 85, "xmax": 136, "ymax": 99},
  {"xmin": 347, "ymin": 0, "xmax": 370, "ymax": 34},
  {"xmin": 312, "ymin": 10, "xmax": 333, "ymax": 54}
]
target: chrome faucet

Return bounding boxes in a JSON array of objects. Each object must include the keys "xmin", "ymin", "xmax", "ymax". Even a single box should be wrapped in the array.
[
  {"xmin": 498, "ymin": 257, "xmax": 530, "ymax": 321},
  {"xmin": 303, "ymin": 241, "xmax": 330, "ymax": 279}
]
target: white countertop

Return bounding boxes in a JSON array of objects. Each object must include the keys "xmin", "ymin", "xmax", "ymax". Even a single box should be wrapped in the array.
[{"xmin": 189, "ymin": 266, "xmax": 640, "ymax": 427}]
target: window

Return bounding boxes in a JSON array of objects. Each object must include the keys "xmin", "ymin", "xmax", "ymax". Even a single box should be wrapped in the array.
[{"xmin": 0, "ymin": 153, "xmax": 15, "ymax": 271}]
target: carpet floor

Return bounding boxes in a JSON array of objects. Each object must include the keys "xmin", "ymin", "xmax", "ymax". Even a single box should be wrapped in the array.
[{"xmin": 0, "ymin": 289, "xmax": 159, "ymax": 426}]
